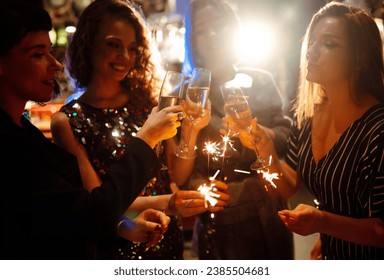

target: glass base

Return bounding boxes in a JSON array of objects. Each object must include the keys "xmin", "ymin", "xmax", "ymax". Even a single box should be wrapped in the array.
[
  {"xmin": 250, "ymin": 155, "xmax": 272, "ymax": 171},
  {"xmin": 175, "ymin": 147, "xmax": 197, "ymax": 159},
  {"xmin": 160, "ymin": 163, "xmax": 168, "ymax": 171}
]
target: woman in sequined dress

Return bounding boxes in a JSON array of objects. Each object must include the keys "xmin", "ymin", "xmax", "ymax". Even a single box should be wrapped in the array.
[
  {"xmin": 51, "ymin": 0, "xmax": 230, "ymax": 259},
  {"xmin": 0, "ymin": 0, "xmax": 177, "ymax": 260}
]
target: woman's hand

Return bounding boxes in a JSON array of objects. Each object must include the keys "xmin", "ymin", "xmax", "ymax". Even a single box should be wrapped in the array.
[
  {"xmin": 168, "ymin": 181, "xmax": 231, "ymax": 217},
  {"xmin": 118, "ymin": 208, "xmax": 170, "ymax": 247},
  {"xmin": 278, "ymin": 204, "xmax": 323, "ymax": 236},
  {"xmin": 240, "ymin": 118, "xmax": 274, "ymax": 149},
  {"xmin": 186, "ymin": 99, "xmax": 211, "ymax": 131},
  {"xmin": 137, "ymin": 105, "xmax": 183, "ymax": 148},
  {"xmin": 179, "ymin": 99, "xmax": 211, "ymax": 142}
]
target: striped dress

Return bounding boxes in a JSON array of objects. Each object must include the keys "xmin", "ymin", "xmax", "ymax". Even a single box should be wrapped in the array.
[{"xmin": 286, "ymin": 104, "xmax": 384, "ymax": 259}]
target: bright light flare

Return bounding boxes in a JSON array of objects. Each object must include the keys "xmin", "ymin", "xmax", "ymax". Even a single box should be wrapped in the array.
[
  {"xmin": 235, "ymin": 21, "xmax": 277, "ymax": 64},
  {"xmin": 258, "ymin": 169, "xmax": 279, "ymax": 189},
  {"xmin": 203, "ymin": 141, "xmax": 221, "ymax": 161},
  {"xmin": 198, "ymin": 183, "xmax": 220, "ymax": 208}
]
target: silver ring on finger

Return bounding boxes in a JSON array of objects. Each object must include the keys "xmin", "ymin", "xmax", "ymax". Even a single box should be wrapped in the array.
[
  {"xmin": 177, "ymin": 112, "xmax": 184, "ymax": 121},
  {"xmin": 184, "ymin": 199, "xmax": 193, "ymax": 208}
]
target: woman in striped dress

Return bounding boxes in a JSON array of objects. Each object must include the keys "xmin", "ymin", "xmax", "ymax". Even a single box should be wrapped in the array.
[{"xmin": 239, "ymin": 2, "xmax": 384, "ymax": 259}]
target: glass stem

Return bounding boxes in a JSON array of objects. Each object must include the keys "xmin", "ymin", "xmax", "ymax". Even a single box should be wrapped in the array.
[
  {"xmin": 184, "ymin": 123, "xmax": 194, "ymax": 149},
  {"xmin": 156, "ymin": 140, "xmax": 163, "ymax": 157},
  {"xmin": 253, "ymin": 143, "xmax": 261, "ymax": 161}
]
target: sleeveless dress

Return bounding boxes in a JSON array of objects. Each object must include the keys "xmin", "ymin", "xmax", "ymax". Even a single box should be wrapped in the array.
[{"xmin": 60, "ymin": 99, "xmax": 184, "ymax": 259}]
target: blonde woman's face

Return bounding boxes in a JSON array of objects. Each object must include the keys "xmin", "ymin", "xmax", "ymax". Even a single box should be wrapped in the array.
[
  {"xmin": 91, "ymin": 17, "xmax": 137, "ymax": 82},
  {"xmin": 306, "ymin": 16, "xmax": 350, "ymax": 87}
]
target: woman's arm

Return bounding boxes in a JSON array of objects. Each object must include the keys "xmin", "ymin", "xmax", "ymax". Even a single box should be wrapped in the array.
[
  {"xmin": 279, "ymin": 204, "xmax": 384, "ymax": 248},
  {"xmin": 51, "ymin": 112, "xmax": 102, "ymax": 191},
  {"xmin": 128, "ymin": 182, "xmax": 230, "ymax": 218},
  {"xmin": 236, "ymin": 118, "xmax": 300, "ymax": 199},
  {"xmin": 167, "ymin": 101, "xmax": 211, "ymax": 186}
]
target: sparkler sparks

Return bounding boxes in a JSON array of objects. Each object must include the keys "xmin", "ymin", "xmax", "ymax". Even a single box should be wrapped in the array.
[
  {"xmin": 197, "ymin": 183, "xmax": 220, "ymax": 208},
  {"xmin": 220, "ymin": 133, "xmax": 235, "ymax": 157},
  {"xmin": 234, "ymin": 169, "xmax": 251, "ymax": 174},
  {"xmin": 258, "ymin": 169, "xmax": 279, "ymax": 189},
  {"xmin": 209, "ymin": 169, "xmax": 220, "ymax": 181},
  {"xmin": 203, "ymin": 141, "xmax": 221, "ymax": 178},
  {"xmin": 234, "ymin": 168, "xmax": 279, "ymax": 190},
  {"xmin": 203, "ymin": 141, "xmax": 221, "ymax": 160}
]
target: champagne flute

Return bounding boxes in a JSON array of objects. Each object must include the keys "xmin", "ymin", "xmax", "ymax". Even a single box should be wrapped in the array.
[
  {"xmin": 156, "ymin": 71, "xmax": 184, "ymax": 170},
  {"xmin": 175, "ymin": 68, "xmax": 211, "ymax": 159},
  {"xmin": 220, "ymin": 82, "xmax": 272, "ymax": 171}
]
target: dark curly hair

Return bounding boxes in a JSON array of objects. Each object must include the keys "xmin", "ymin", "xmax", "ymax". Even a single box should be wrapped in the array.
[{"xmin": 68, "ymin": 0, "xmax": 162, "ymax": 106}]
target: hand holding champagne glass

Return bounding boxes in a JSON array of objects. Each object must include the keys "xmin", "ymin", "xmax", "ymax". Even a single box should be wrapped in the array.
[
  {"xmin": 175, "ymin": 68, "xmax": 211, "ymax": 159},
  {"xmin": 221, "ymin": 82, "xmax": 272, "ymax": 171},
  {"xmin": 156, "ymin": 71, "xmax": 184, "ymax": 170}
]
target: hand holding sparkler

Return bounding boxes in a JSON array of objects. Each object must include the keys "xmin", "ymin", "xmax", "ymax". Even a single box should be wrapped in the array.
[
  {"xmin": 197, "ymin": 180, "xmax": 231, "ymax": 210},
  {"xmin": 168, "ymin": 182, "xmax": 230, "ymax": 216},
  {"xmin": 118, "ymin": 209, "xmax": 170, "ymax": 247}
]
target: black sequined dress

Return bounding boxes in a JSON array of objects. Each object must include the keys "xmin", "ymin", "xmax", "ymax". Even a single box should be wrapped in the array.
[{"xmin": 60, "ymin": 99, "xmax": 184, "ymax": 259}]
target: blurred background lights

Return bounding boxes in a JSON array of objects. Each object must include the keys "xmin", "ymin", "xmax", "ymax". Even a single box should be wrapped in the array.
[
  {"xmin": 49, "ymin": 29, "xmax": 57, "ymax": 45},
  {"xmin": 236, "ymin": 21, "xmax": 278, "ymax": 64},
  {"xmin": 65, "ymin": 25, "xmax": 76, "ymax": 34}
]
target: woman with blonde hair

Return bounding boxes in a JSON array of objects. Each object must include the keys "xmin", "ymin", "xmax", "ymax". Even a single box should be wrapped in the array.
[{"xmin": 244, "ymin": 2, "xmax": 384, "ymax": 259}]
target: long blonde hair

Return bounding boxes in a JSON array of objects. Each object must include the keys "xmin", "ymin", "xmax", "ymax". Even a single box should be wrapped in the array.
[{"xmin": 294, "ymin": 2, "xmax": 384, "ymax": 128}]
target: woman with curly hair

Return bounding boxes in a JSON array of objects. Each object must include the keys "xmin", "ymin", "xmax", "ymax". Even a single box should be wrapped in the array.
[{"xmin": 51, "ymin": 0, "xmax": 229, "ymax": 259}]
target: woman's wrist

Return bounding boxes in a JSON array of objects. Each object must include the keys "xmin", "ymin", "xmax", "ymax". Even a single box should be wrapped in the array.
[
  {"xmin": 167, "ymin": 193, "xmax": 177, "ymax": 216},
  {"xmin": 117, "ymin": 217, "xmax": 136, "ymax": 239}
]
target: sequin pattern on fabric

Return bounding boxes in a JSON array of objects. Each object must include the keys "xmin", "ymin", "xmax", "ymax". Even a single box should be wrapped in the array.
[{"xmin": 60, "ymin": 100, "xmax": 184, "ymax": 259}]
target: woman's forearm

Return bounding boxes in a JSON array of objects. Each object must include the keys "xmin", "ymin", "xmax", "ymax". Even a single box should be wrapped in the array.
[
  {"xmin": 168, "ymin": 122, "xmax": 200, "ymax": 186},
  {"xmin": 127, "ymin": 195, "xmax": 171, "ymax": 213},
  {"xmin": 319, "ymin": 211, "xmax": 384, "ymax": 248}
]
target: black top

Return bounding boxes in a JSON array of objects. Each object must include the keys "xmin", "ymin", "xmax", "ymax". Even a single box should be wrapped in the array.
[
  {"xmin": 188, "ymin": 68, "xmax": 294, "ymax": 259},
  {"xmin": 286, "ymin": 104, "xmax": 384, "ymax": 259},
  {"xmin": 0, "ymin": 107, "xmax": 161, "ymax": 259}
]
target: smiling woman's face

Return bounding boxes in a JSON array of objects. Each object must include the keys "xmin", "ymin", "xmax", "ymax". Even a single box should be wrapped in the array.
[
  {"xmin": 91, "ymin": 17, "xmax": 137, "ymax": 83},
  {"xmin": 0, "ymin": 30, "xmax": 62, "ymax": 103}
]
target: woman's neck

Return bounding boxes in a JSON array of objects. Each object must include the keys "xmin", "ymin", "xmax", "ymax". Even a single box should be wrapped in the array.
[
  {"xmin": 0, "ymin": 91, "xmax": 27, "ymax": 126},
  {"xmin": 79, "ymin": 80, "xmax": 129, "ymax": 109},
  {"xmin": 324, "ymin": 85, "xmax": 379, "ymax": 133}
]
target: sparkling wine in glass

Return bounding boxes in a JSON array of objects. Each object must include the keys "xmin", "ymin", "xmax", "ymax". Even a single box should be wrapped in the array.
[
  {"xmin": 221, "ymin": 82, "xmax": 272, "ymax": 171},
  {"xmin": 175, "ymin": 68, "xmax": 211, "ymax": 159},
  {"xmin": 156, "ymin": 71, "xmax": 184, "ymax": 170}
]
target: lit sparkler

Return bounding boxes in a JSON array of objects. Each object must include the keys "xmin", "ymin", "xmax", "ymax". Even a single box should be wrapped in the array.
[
  {"xmin": 219, "ymin": 133, "xmax": 235, "ymax": 157},
  {"xmin": 203, "ymin": 141, "xmax": 221, "ymax": 178},
  {"xmin": 258, "ymin": 169, "xmax": 279, "ymax": 190},
  {"xmin": 219, "ymin": 132, "xmax": 232, "ymax": 181},
  {"xmin": 234, "ymin": 168, "xmax": 280, "ymax": 190},
  {"xmin": 209, "ymin": 169, "xmax": 220, "ymax": 181},
  {"xmin": 197, "ymin": 182, "xmax": 219, "ymax": 208}
]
